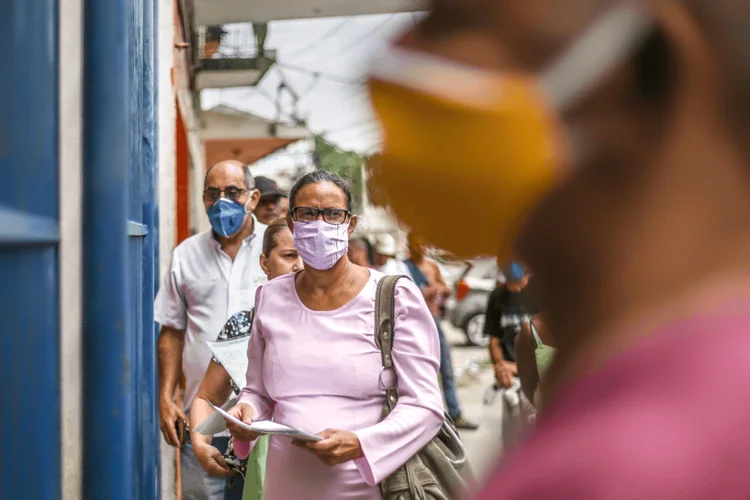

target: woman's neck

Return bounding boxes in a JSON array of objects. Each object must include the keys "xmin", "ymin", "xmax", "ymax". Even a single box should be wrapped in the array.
[{"xmin": 299, "ymin": 256, "xmax": 356, "ymax": 292}]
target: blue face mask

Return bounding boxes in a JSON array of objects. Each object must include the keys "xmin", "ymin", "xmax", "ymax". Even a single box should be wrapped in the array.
[{"xmin": 208, "ymin": 198, "xmax": 248, "ymax": 238}]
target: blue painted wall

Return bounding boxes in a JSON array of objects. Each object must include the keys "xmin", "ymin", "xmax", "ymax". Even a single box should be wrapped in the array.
[{"xmin": 0, "ymin": 0, "xmax": 61, "ymax": 499}]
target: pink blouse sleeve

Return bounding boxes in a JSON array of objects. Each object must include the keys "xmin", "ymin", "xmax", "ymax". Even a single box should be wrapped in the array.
[
  {"xmin": 234, "ymin": 286, "xmax": 274, "ymax": 459},
  {"xmin": 353, "ymin": 278, "xmax": 444, "ymax": 485}
]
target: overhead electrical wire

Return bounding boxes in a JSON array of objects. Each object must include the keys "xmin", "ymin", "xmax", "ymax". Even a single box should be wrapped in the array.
[
  {"xmin": 283, "ymin": 18, "xmax": 354, "ymax": 59},
  {"xmin": 277, "ymin": 14, "xmax": 397, "ymax": 77},
  {"xmin": 275, "ymin": 62, "xmax": 363, "ymax": 85},
  {"xmin": 299, "ymin": 74, "xmax": 322, "ymax": 100},
  {"xmin": 332, "ymin": 14, "xmax": 397, "ymax": 56}
]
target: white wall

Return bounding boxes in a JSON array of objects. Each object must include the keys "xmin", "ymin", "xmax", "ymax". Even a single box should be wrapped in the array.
[
  {"xmin": 157, "ymin": 0, "xmax": 177, "ymax": 497},
  {"xmin": 59, "ymin": 1, "xmax": 83, "ymax": 499},
  {"xmin": 158, "ymin": 0, "xmax": 176, "ymax": 280}
]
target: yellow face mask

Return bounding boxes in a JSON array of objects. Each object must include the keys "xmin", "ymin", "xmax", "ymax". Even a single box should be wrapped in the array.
[{"xmin": 367, "ymin": 2, "xmax": 654, "ymax": 260}]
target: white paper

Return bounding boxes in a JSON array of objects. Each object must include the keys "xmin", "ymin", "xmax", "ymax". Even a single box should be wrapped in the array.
[
  {"xmin": 207, "ymin": 336, "xmax": 250, "ymax": 391},
  {"xmin": 194, "ymin": 397, "xmax": 237, "ymax": 435},
  {"xmin": 209, "ymin": 403, "xmax": 323, "ymax": 442}
]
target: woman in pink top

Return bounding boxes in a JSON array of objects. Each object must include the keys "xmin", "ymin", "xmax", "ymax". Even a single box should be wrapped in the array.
[{"xmin": 225, "ymin": 171, "xmax": 444, "ymax": 499}]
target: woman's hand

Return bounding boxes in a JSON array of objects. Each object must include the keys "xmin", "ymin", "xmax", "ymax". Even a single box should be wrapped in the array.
[
  {"xmin": 225, "ymin": 403, "xmax": 262, "ymax": 442},
  {"xmin": 296, "ymin": 429, "xmax": 364, "ymax": 466},
  {"xmin": 193, "ymin": 442, "xmax": 234, "ymax": 478}
]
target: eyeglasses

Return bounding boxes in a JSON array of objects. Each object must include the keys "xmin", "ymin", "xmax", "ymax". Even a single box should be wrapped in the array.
[
  {"xmin": 291, "ymin": 206, "xmax": 352, "ymax": 225},
  {"xmin": 203, "ymin": 186, "xmax": 247, "ymax": 203}
]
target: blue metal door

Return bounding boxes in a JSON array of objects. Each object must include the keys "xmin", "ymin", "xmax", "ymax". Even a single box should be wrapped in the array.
[
  {"xmin": 0, "ymin": 1, "xmax": 60, "ymax": 498},
  {"xmin": 1, "ymin": 0, "xmax": 159, "ymax": 497},
  {"xmin": 83, "ymin": 0, "xmax": 159, "ymax": 498},
  {"xmin": 129, "ymin": 0, "xmax": 160, "ymax": 496}
]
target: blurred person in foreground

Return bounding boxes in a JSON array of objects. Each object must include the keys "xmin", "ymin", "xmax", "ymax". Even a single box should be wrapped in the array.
[
  {"xmin": 189, "ymin": 219, "xmax": 302, "ymax": 499},
  {"xmin": 405, "ymin": 233, "xmax": 479, "ymax": 430},
  {"xmin": 253, "ymin": 176, "xmax": 287, "ymax": 225},
  {"xmin": 369, "ymin": 0, "xmax": 750, "ymax": 497}
]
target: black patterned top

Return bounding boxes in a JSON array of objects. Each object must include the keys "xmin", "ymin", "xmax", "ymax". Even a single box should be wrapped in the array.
[
  {"xmin": 212, "ymin": 308, "xmax": 254, "ymax": 394},
  {"xmin": 212, "ymin": 308, "xmax": 255, "ymax": 480}
]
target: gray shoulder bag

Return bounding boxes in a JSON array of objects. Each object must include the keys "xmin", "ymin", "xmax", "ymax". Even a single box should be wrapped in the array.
[{"xmin": 375, "ymin": 275, "xmax": 474, "ymax": 500}]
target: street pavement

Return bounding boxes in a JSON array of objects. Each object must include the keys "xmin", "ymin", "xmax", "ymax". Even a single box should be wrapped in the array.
[{"xmin": 441, "ymin": 321, "xmax": 506, "ymax": 482}]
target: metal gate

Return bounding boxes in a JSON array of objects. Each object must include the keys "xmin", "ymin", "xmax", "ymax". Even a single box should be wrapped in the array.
[
  {"xmin": 0, "ymin": 1, "xmax": 61, "ymax": 498},
  {"xmin": 83, "ymin": 0, "xmax": 160, "ymax": 498},
  {"xmin": 1, "ymin": 0, "xmax": 160, "ymax": 498}
]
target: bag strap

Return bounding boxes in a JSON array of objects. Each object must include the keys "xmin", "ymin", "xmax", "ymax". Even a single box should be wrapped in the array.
[
  {"xmin": 375, "ymin": 274, "xmax": 406, "ymax": 415},
  {"xmin": 530, "ymin": 320, "xmax": 544, "ymax": 348}
]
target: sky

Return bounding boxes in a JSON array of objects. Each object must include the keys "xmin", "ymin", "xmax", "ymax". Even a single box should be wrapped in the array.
[{"xmin": 201, "ymin": 12, "xmax": 425, "ymax": 172}]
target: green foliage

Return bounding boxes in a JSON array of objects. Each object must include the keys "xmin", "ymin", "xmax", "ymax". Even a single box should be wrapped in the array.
[{"xmin": 314, "ymin": 135, "xmax": 364, "ymax": 212}]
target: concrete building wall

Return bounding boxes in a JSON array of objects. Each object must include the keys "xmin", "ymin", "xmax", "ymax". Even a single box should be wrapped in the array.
[
  {"xmin": 158, "ymin": 0, "xmax": 176, "ymax": 277},
  {"xmin": 158, "ymin": 1, "xmax": 178, "ymax": 498},
  {"xmin": 59, "ymin": 0, "xmax": 83, "ymax": 499}
]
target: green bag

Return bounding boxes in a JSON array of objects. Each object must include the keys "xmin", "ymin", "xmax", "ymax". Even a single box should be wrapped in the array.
[{"xmin": 242, "ymin": 434, "xmax": 269, "ymax": 500}]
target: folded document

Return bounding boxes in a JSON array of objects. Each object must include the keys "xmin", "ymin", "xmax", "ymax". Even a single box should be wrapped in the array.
[{"xmin": 201, "ymin": 402, "xmax": 322, "ymax": 442}]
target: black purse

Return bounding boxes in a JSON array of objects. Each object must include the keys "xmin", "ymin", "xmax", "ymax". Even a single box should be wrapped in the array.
[{"xmin": 374, "ymin": 275, "xmax": 475, "ymax": 499}]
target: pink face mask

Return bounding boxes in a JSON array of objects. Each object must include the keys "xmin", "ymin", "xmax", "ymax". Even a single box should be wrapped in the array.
[{"xmin": 293, "ymin": 220, "xmax": 350, "ymax": 270}]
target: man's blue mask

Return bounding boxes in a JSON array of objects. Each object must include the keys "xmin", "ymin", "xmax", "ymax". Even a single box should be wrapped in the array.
[{"xmin": 208, "ymin": 198, "xmax": 247, "ymax": 237}]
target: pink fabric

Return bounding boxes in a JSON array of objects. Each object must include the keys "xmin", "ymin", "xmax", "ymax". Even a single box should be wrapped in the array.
[
  {"xmin": 237, "ymin": 271, "xmax": 444, "ymax": 499},
  {"xmin": 293, "ymin": 220, "xmax": 350, "ymax": 270},
  {"xmin": 478, "ymin": 297, "xmax": 750, "ymax": 500},
  {"xmin": 233, "ymin": 439, "xmax": 250, "ymax": 459}
]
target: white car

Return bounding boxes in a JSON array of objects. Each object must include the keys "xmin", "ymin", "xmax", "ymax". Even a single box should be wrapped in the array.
[{"xmin": 447, "ymin": 258, "xmax": 503, "ymax": 347}]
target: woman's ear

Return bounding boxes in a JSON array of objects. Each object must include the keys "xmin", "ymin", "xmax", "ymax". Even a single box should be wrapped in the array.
[
  {"xmin": 348, "ymin": 215, "xmax": 358, "ymax": 237},
  {"xmin": 260, "ymin": 253, "xmax": 270, "ymax": 277}
]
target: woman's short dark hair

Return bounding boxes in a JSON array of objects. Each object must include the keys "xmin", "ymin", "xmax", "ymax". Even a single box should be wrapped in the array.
[
  {"xmin": 262, "ymin": 218, "xmax": 291, "ymax": 256},
  {"xmin": 289, "ymin": 170, "xmax": 353, "ymax": 212}
]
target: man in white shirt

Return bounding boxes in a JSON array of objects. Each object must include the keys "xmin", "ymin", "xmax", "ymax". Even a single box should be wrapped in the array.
[
  {"xmin": 155, "ymin": 160, "xmax": 267, "ymax": 500},
  {"xmin": 375, "ymin": 233, "xmax": 411, "ymax": 276}
]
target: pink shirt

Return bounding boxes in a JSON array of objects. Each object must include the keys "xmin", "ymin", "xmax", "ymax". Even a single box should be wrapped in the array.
[
  {"xmin": 235, "ymin": 271, "xmax": 444, "ymax": 499},
  {"xmin": 478, "ymin": 297, "xmax": 750, "ymax": 499}
]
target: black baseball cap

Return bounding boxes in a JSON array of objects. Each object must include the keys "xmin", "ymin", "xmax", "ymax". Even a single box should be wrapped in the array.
[{"xmin": 254, "ymin": 176, "xmax": 286, "ymax": 199}]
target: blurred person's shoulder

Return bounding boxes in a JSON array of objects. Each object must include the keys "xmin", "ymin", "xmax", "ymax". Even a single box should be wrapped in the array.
[{"xmin": 480, "ymin": 300, "xmax": 750, "ymax": 499}]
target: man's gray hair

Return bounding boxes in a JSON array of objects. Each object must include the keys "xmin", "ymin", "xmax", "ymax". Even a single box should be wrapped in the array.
[{"xmin": 243, "ymin": 164, "xmax": 255, "ymax": 190}]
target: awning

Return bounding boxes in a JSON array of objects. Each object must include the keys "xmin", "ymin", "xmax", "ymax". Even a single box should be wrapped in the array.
[
  {"xmin": 201, "ymin": 104, "xmax": 311, "ymax": 168},
  {"xmin": 194, "ymin": 0, "xmax": 426, "ymax": 25}
]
